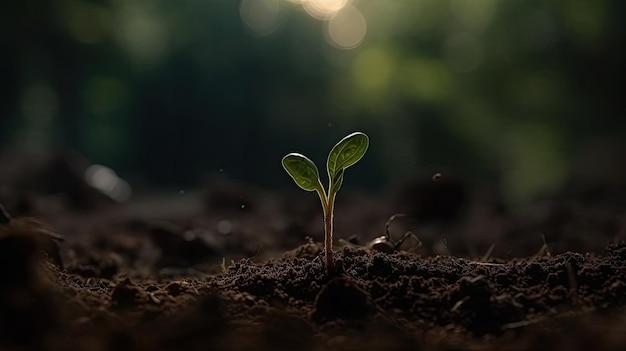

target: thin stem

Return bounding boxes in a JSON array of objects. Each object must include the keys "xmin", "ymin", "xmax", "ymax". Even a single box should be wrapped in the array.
[
  {"xmin": 324, "ymin": 192, "xmax": 336, "ymax": 273},
  {"xmin": 316, "ymin": 186, "xmax": 328, "ymax": 214},
  {"xmin": 315, "ymin": 186, "xmax": 335, "ymax": 273}
]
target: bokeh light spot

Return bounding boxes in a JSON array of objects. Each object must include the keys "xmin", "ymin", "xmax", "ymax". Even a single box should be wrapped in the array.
[
  {"xmin": 240, "ymin": 0, "xmax": 280, "ymax": 36},
  {"xmin": 352, "ymin": 48, "xmax": 393, "ymax": 94},
  {"xmin": 217, "ymin": 219, "xmax": 233, "ymax": 234},
  {"xmin": 85, "ymin": 164, "xmax": 132, "ymax": 202},
  {"xmin": 399, "ymin": 58, "xmax": 452, "ymax": 103},
  {"xmin": 325, "ymin": 5, "xmax": 366, "ymax": 49},
  {"xmin": 302, "ymin": 0, "xmax": 348, "ymax": 20},
  {"xmin": 113, "ymin": 4, "xmax": 168, "ymax": 65}
]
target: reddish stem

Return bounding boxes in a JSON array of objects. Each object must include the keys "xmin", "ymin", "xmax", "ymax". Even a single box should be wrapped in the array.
[{"xmin": 324, "ymin": 193, "xmax": 336, "ymax": 273}]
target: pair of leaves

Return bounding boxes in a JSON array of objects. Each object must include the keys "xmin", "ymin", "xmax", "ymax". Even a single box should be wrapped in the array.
[{"xmin": 282, "ymin": 132, "xmax": 369, "ymax": 195}]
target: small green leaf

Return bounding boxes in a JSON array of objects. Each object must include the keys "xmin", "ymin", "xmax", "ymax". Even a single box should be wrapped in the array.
[
  {"xmin": 282, "ymin": 153, "xmax": 322, "ymax": 192},
  {"xmin": 327, "ymin": 132, "xmax": 369, "ymax": 183}
]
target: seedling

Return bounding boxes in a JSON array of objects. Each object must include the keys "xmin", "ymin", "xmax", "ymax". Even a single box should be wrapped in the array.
[{"xmin": 282, "ymin": 132, "xmax": 369, "ymax": 273}]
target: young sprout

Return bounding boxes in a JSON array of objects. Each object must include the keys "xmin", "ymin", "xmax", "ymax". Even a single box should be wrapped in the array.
[{"xmin": 282, "ymin": 132, "xmax": 369, "ymax": 273}]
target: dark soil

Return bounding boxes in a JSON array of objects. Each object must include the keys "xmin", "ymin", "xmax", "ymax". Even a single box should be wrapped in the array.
[{"xmin": 1, "ymin": 164, "xmax": 626, "ymax": 350}]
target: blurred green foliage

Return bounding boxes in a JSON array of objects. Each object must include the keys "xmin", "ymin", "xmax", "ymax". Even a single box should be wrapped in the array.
[{"xmin": 1, "ymin": 0, "xmax": 624, "ymax": 203}]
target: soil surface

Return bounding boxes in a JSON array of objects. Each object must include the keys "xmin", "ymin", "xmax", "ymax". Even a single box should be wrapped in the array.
[{"xmin": 1, "ymin": 159, "xmax": 626, "ymax": 351}]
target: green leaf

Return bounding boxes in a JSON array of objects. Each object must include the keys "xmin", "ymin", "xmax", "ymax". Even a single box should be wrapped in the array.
[
  {"xmin": 327, "ymin": 132, "xmax": 369, "ymax": 184},
  {"xmin": 282, "ymin": 153, "xmax": 322, "ymax": 192}
]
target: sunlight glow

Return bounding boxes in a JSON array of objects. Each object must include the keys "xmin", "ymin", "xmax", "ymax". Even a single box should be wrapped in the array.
[
  {"xmin": 302, "ymin": 0, "xmax": 348, "ymax": 20},
  {"xmin": 325, "ymin": 5, "xmax": 366, "ymax": 49},
  {"xmin": 240, "ymin": 0, "xmax": 280, "ymax": 36}
]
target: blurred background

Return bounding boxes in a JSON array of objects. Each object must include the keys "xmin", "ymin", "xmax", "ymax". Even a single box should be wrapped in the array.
[{"xmin": 1, "ymin": 0, "xmax": 625, "ymax": 205}]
